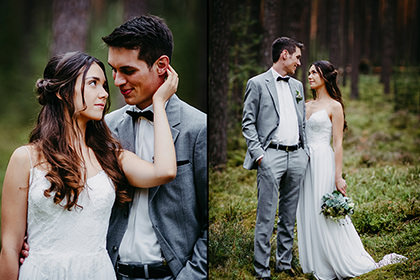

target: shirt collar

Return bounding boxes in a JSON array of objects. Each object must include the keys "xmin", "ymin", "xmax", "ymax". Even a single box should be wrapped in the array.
[
  {"xmin": 130, "ymin": 101, "xmax": 168, "ymax": 114},
  {"xmin": 271, "ymin": 67, "xmax": 289, "ymax": 81}
]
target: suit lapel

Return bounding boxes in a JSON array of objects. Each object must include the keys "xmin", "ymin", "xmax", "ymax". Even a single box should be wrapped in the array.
[
  {"xmin": 264, "ymin": 70, "xmax": 280, "ymax": 117},
  {"xmin": 288, "ymin": 81, "xmax": 303, "ymax": 125},
  {"xmin": 149, "ymin": 95, "xmax": 181, "ymax": 202},
  {"xmin": 117, "ymin": 109, "xmax": 136, "ymax": 153}
]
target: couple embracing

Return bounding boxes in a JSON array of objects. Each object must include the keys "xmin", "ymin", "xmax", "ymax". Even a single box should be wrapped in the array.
[
  {"xmin": 0, "ymin": 15, "xmax": 207, "ymax": 280},
  {"xmin": 242, "ymin": 37, "xmax": 406, "ymax": 280}
]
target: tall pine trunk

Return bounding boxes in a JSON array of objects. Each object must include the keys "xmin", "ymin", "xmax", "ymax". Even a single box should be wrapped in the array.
[
  {"xmin": 350, "ymin": 0, "xmax": 361, "ymax": 99},
  {"xmin": 381, "ymin": 0, "xmax": 395, "ymax": 94},
  {"xmin": 123, "ymin": 0, "xmax": 148, "ymax": 20},
  {"xmin": 51, "ymin": 0, "xmax": 90, "ymax": 56},
  {"xmin": 209, "ymin": 0, "xmax": 230, "ymax": 168},
  {"xmin": 260, "ymin": 0, "xmax": 281, "ymax": 68}
]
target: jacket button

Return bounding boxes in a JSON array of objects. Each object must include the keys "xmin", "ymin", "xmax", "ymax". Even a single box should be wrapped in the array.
[{"xmin": 112, "ymin": 246, "xmax": 118, "ymax": 252}]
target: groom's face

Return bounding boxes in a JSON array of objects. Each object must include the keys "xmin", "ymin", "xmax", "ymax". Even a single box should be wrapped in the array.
[
  {"xmin": 107, "ymin": 47, "xmax": 162, "ymax": 109},
  {"xmin": 284, "ymin": 47, "xmax": 302, "ymax": 75}
]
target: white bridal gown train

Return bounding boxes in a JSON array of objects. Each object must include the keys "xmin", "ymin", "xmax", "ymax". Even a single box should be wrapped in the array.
[{"xmin": 297, "ymin": 110, "xmax": 406, "ymax": 280}]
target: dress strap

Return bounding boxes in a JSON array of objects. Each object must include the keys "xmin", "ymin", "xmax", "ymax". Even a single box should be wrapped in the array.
[{"xmin": 23, "ymin": 145, "xmax": 33, "ymax": 169}]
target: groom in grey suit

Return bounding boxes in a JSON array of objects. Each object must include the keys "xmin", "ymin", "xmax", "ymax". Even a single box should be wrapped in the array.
[
  {"xmin": 242, "ymin": 37, "xmax": 309, "ymax": 279},
  {"xmin": 103, "ymin": 16, "xmax": 207, "ymax": 279}
]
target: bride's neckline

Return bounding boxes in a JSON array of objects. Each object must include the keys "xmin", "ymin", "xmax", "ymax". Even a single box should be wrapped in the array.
[
  {"xmin": 306, "ymin": 109, "xmax": 328, "ymax": 121},
  {"xmin": 31, "ymin": 167, "xmax": 105, "ymax": 182}
]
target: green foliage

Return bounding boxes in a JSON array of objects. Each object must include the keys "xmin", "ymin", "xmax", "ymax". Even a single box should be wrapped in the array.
[
  {"xmin": 393, "ymin": 67, "xmax": 420, "ymax": 114},
  {"xmin": 210, "ymin": 74, "xmax": 420, "ymax": 279}
]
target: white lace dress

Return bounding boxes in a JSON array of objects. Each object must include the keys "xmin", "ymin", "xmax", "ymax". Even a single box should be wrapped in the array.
[
  {"xmin": 297, "ymin": 110, "xmax": 406, "ymax": 280},
  {"xmin": 19, "ymin": 155, "xmax": 117, "ymax": 280}
]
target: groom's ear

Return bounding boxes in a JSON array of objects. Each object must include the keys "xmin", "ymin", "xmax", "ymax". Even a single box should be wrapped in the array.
[
  {"xmin": 155, "ymin": 55, "xmax": 169, "ymax": 76},
  {"xmin": 280, "ymin": 49, "xmax": 291, "ymax": 61}
]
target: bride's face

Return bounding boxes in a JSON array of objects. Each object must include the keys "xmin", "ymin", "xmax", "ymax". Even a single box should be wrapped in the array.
[
  {"xmin": 308, "ymin": 65, "xmax": 324, "ymax": 90},
  {"xmin": 73, "ymin": 63, "xmax": 109, "ymax": 123}
]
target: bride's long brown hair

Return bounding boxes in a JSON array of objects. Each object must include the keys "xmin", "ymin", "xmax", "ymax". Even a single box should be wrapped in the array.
[
  {"xmin": 30, "ymin": 51, "xmax": 131, "ymax": 210},
  {"xmin": 311, "ymin": 60, "xmax": 348, "ymax": 131}
]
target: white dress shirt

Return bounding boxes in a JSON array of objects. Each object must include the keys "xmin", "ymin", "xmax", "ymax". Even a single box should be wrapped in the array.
[
  {"xmin": 118, "ymin": 104, "xmax": 163, "ymax": 263},
  {"xmin": 271, "ymin": 67, "xmax": 299, "ymax": 145}
]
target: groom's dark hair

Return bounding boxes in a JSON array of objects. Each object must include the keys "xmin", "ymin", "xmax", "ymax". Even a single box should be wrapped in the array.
[
  {"xmin": 102, "ymin": 15, "xmax": 173, "ymax": 68},
  {"xmin": 272, "ymin": 37, "xmax": 304, "ymax": 63}
]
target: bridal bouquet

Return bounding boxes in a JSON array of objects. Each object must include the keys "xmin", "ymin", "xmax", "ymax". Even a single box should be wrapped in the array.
[{"xmin": 321, "ymin": 190, "xmax": 355, "ymax": 222}]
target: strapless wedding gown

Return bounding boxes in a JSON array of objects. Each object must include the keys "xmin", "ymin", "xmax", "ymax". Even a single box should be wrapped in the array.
[
  {"xmin": 297, "ymin": 110, "xmax": 405, "ymax": 280},
  {"xmin": 19, "ymin": 165, "xmax": 117, "ymax": 280}
]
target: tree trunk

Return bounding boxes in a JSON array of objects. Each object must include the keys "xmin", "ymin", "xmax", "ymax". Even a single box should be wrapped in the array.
[
  {"xmin": 260, "ymin": 0, "xmax": 281, "ymax": 68},
  {"xmin": 229, "ymin": 0, "xmax": 261, "ymax": 131},
  {"xmin": 350, "ymin": 0, "xmax": 361, "ymax": 99},
  {"xmin": 341, "ymin": 0, "xmax": 350, "ymax": 86},
  {"xmin": 317, "ymin": 0, "xmax": 328, "ymax": 53},
  {"xmin": 300, "ymin": 0, "xmax": 311, "ymax": 97},
  {"xmin": 123, "ymin": 0, "xmax": 148, "ymax": 20},
  {"xmin": 381, "ymin": 0, "xmax": 395, "ymax": 94},
  {"xmin": 209, "ymin": 0, "xmax": 230, "ymax": 168},
  {"xmin": 328, "ymin": 0, "xmax": 340, "ymax": 66},
  {"xmin": 51, "ymin": 0, "xmax": 90, "ymax": 56}
]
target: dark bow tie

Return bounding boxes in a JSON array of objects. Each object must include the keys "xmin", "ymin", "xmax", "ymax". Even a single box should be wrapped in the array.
[
  {"xmin": 277, "ymin": 76, "xmax": 290, "ymax": 82},
  {"xmin": 126, "ymin": 110, "xmax": 154, "ymax": 121}
]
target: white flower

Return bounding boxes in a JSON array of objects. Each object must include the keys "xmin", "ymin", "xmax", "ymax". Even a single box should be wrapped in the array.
[{"xmin": 296, "ymin": 90, "xmax": 303, "ymax": 103}]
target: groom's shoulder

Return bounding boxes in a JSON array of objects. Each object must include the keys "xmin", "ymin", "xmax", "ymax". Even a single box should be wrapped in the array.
[
  {"xmin": 105, "ymin": 105, "xmax": 131, "ymax": 126},
  {"xmin": 177, "ymin": 97, "xmax": 206, "ymax": 128},
  {"xmin": 248, "ymin": 69, "xmax": 270, "ymax": 83},
  {"xmin": 289, "ymin": 76, "xmax": 303, "ymax": 86},
  {"xmin": 245, "ymin": 70, "xmax": 270, "ymax": 92}
]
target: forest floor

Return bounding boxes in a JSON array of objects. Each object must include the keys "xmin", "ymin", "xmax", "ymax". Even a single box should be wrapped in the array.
[{"xmin": 209, "ymin": 75, "xmax": 420, "ymax": 279}]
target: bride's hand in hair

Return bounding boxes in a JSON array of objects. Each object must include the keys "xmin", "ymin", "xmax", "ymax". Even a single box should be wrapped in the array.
[{"xmin": 153, "ymin": 65, "xmax": 178, "ymax": 104}]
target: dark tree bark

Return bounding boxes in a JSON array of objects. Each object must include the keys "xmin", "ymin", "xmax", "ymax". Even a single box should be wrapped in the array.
[
  {"xmin": 341, "ymin": 0, "xmax": 350, "ymax": 86},
  {"xmin": 124, "ymin": 0, "xmax": 148, "ymax": 20},
  {"xmin": 91, "ymin": 0, "xmax": 106, "ymax": 20},
  {"xmin": 260, "ymin": 0, "xmax": 281, "ymax": 68},
  {"xmin": 350, "ymin": 0, "xmax": 361, "ymax": 99},
  {"xmin": 380, "ymin": 0, "xmax": 396, "ymax": 94},
  {"xmin": 327, "ymin": 0, "xmax": 340, "ymax": 66},
  {"xmin": 317, "ymin": 0, "xmax": 328, "ymax": 53},
  {"xmin": 51, "ymin": 0, "xmax": 90, "ymax": 56},
  {"xmin": 279, "ymin": 0, "xmax": 307, "ymax": 82},
  {"xmin": 209, "ymin": 0, "xmax": 230, "ymax": 168},
  {"xmin": 300, "ymin": 0, "xmax": 311, "ymax": 97},
  {"xmin": 283, "ymin": 0, "xmax": 305, "ymax": 40},
  {"xmin": 229, "ymin": 0, "xmax": 261, "ymax": 130},
  {"xmin": 362, "ymin": 1, "xmax": 372, "ymax": 63}
]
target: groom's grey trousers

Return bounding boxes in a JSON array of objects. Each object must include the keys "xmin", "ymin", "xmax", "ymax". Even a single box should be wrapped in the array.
[{"xmin": 254, "ymin": 146, "xmax": 308, "ymax": 277}]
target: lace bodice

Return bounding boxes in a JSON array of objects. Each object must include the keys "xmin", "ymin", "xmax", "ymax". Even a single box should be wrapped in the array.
[
  {"xmin": 306, "ymin": 109, "xmax": 332, "ymax": 147},
  {"xmin": 26, "ymin": 168, "xmax": 116, "ymax": 254},
  {"xmin": 18, "ymin": 147, "xmax": 117, "ymax": 279}
]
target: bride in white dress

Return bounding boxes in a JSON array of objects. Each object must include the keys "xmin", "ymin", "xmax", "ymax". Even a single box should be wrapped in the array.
[
  {"xmin": 297, "ymin": 60, "xmax": 406, "ymax": 280},
  {"xmin": 0, "ymin": 51, "xmax": 178, "ymax": 279}
]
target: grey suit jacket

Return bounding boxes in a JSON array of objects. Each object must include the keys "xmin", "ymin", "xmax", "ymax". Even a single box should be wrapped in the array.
[
  {"xmin": 105, "ymin": 95, "xmax": 207, "ymax": 280},
  {"xmin": 242, "ymin": 69, "xmax": 308, "ymax": 170}
]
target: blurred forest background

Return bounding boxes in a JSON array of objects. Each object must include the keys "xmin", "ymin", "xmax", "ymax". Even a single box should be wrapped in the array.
[
  {"xmin": 209, "ymin": 0, "xmax": 420, "ymax": 279},
  {"xmin": 0, "ymin": 0, "xmax": 206, "ymax": 245},
  {"xmin": 209, "ymin": 0, "xmax": 420, "ymax": 166}
]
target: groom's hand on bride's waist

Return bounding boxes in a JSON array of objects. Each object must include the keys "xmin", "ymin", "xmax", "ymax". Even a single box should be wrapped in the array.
[{"xmin": 19, "ymin": 236, "xmax": 29, "ymax": 265}]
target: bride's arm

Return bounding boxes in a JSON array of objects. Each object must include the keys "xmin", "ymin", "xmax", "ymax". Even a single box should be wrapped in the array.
[
  {"xmin": 0, "ymin": 147, "xmax": 30, "ymax": 279},
  {"xmin": 120, "ymin": 66, "xmax": 178, "ymax": 188},
  {"xmin": 331, "ymin": 103, "xmax": 347, "ymax": 196}
]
